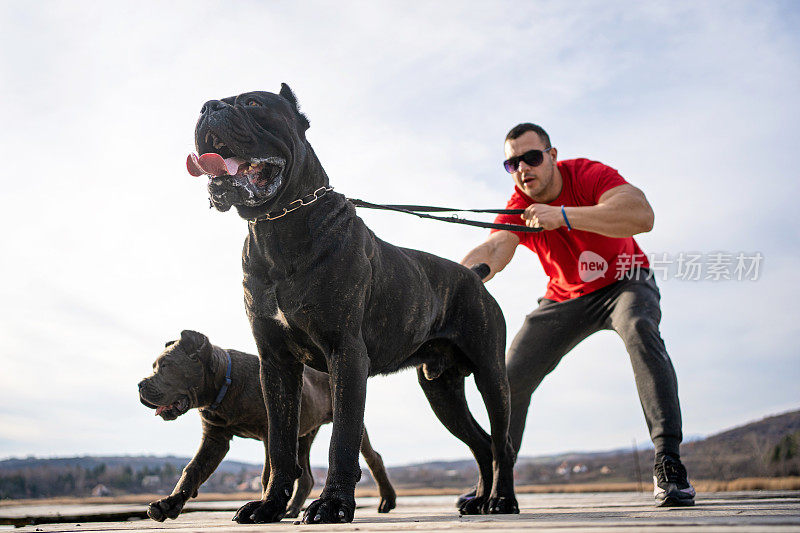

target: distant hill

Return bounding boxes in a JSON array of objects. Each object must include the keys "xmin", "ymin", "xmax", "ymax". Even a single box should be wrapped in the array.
[
  {"xmin": 385, "ymin": 408, "xmax": 800, "ymax": 488},
  {"xmin": 0, "ymin": 455, "xmax": 254, "ymax": 474},
  {"xmin": 682, "ymin": 409, "xmax": 800, "ymax": 480},
  {"xmin": 2, "ymin": 408, "xmax": 798, "ymax": 498}
]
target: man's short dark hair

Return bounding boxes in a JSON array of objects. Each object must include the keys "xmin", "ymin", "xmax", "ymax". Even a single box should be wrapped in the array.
[{"xmin": 505, "ymin": 123, "xmax": 551, "ymax": 148}]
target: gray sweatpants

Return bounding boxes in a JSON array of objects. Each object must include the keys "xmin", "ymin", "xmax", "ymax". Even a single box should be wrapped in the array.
[{"xmin": 506, "ymin": 268, "xmax": 683, "ymax": 457}]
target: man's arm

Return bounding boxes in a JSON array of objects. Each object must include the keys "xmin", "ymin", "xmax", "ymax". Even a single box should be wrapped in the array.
[
  {"xmin": 460, "ymin": 230, "xmax": 520, "ymax": 282},
  {"xmin": 522, "ymin": 184, "xmax": 655, "ymax": 238}
]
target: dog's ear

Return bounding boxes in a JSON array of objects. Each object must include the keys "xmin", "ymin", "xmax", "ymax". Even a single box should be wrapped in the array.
[
  {"xmin": 179, "ymin": 330, "xmax": 210, "ymax": 360},
  {"xmin": 164, "ymin": 340, "xmax": 178, "ymax": 348},
  {"xmin": 279, "ymin": 83, "xmax": 310, "ymax": 132},
  {"xmin": 279, "ymin": 83, "xmax": 299, "ymax": 108}
]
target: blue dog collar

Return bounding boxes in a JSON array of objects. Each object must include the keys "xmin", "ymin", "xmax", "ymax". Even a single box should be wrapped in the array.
[{"xmin": 209, "ymin": 350, "xmax": 232, "ymax": 410}]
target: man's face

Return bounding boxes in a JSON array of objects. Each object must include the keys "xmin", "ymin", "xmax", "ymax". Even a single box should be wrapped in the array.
[{"xmin": 504, "ymin": 131, "xmax": 558, "ymax": 202}]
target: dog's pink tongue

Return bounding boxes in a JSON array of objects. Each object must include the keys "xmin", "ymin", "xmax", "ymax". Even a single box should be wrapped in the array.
[
  {"xmin": 155, "ymin": 406, "xmax": 166, "ymax": 416},
  {"xmin": 187, "ymin": 153, "xmax": 204, "ymax": 176},
  {"xmin": 186, "ymin": 153, "xmax": 243, "ymax": 177},
  {"xmin": 198, "ymin": 153, "xmax": 229, "ymax": 176}
]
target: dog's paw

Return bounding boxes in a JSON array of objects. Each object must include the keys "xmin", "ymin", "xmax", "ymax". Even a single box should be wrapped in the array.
[
  {"xmin": 147, "ymin": 493, "xmax": 186, "ymax": 521},
  {"xmin": 458, "ymin": 495, "xmax": 487, "ymax": 515},
  {"xmin": 377, "ymin": 494, "xmax": 396, "ymax": 513},
  {"xmin": 284, "ymin": 505, "xmax": 302, "ymax": 519},
  {"xmin": 455, "ymin": 488, "xmax": 477, "ymax": 509},
  {"xmin": 232, "ymin": 499, "xmax": 286, "ymax": 523},
  {"xmin": 302, "ymin": 496, "xmax": 355, "ymax": 523},
  {"xmin": 483, "ymin": 495, "xmax": 519, "ymax": 514}
]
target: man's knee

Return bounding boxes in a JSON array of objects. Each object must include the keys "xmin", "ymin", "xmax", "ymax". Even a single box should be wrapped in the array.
[
  {"xmin": 506, "ymin": 357, "xmax": 552, "ymax": 409},
  {"xmin": 506, "ymin": 344, "xmax": 568, "ymax": 405},
  {"xmin": 502, "ymin": 362, "xmax": 534, "ymax": 410},
  {"xmin": 616, "ymin": 314, "xmax": 665, "ymax": 351}
]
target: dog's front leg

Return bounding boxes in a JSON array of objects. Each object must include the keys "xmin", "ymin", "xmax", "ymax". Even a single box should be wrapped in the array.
[
  {"xmin": 233, "ymin": 342, "xmax": 303, "ymax": 524},
  {"xmin": 303, "ymin": 339, "xmax": 369, "ymax": 524},
  {"xmin": 148, "ymin": 426, "xmax": 231, "ymax": 521}
]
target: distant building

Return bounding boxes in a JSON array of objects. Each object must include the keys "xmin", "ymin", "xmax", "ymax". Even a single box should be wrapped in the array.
[
  {"xmin": 237, "ymin": 476, "xmax": 261, "ymax": 492},
  {"xmin": 91, "ymin": 484, "xmax": 111, "ymax": 497},
  {"xmin": 142, "ymin": 475, "xmax": 161, "ymax": 488},
  {"xmin": 572, "ymin": 464, "xmax": 588, "ymax": 474}
]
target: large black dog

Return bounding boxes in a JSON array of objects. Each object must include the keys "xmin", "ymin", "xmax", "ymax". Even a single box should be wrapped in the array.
[{"xmin": 189, "ymin": 84, "xmax": 518, "ymax": 523}]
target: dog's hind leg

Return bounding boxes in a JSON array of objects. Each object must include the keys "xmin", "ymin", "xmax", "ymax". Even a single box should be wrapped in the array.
[
  {"xmin": 457, "ymin": 297, "xmax": 518, "ymax": 515},
  {"xmin": 415, "ymin": 363, "xmax": 495, "ymax": 515},
  {"xmin": 285, "ymin": 428, "xmax": 319, "ymax": 518},
  {"xmin": 360, "ymin": 426, "xmax": 396, "ymax": 513},
  {"xmin": 471, "ymin": 362, "xmax": 519, "ymax": 514}
]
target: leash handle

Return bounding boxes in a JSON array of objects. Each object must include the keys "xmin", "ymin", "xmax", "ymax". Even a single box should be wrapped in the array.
[
  {"xmin": 470, "ymin": 263, "xmax": 491, "ymax": 280},
  {"xmin": 348, "ymin": 199, "xmax": 542, "ymax": 233}
]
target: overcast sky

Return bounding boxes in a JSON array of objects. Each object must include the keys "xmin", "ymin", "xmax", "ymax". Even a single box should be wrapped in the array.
[{"xmin": 1, "ymin": 1, "xmax": 798, "ymax": 470}]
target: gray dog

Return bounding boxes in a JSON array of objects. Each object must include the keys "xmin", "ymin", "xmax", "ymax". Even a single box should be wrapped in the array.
[
  {"xmin": 138, "ymin": 330, "xmax": 396, "ymax": 521},
  {"xmin": 188, "ymin": 84, "xmax": 518, "ymax": 524}
]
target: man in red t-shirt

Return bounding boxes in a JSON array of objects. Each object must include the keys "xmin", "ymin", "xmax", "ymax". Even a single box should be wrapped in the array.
[{"xmin": 461, "ymin": 123, "xmax": 694, "ymax": 507}]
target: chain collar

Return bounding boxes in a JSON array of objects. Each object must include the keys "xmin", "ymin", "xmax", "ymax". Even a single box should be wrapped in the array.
[{"xmin": 248, "ymin": 186, "xmax": 334, "ymax": 223}]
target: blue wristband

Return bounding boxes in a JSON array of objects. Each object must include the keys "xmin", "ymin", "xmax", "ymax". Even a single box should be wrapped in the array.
[{"xmin": 561, "ymin": 205, "xmax": 572, "ymax": 231}]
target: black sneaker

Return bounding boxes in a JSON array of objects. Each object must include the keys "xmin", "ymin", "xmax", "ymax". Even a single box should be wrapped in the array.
[{"xmin": 653, "ymin": 455, "xmax": 696, "ymax": 507}]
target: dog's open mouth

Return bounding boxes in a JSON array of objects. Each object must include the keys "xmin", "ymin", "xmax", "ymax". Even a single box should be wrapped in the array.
[
  {"xmin": 188, "ymin": 152, "xmax": 283, "ymax": 189},
  {"xmin": 142, "ymin": 396, "xmax": 190, "ymax": 420},
  {"xmin": 188, "ymin": 151, "xmax": 285, "ymax": 211}
]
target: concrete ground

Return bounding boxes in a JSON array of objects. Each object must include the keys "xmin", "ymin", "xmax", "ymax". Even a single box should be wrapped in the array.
[{"xmin": 2, "ymin": 491, "xmax": 799, "ymax": 532}]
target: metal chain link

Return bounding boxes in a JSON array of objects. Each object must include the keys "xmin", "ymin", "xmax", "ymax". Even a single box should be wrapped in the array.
[{"xmin": 249, "ymin": 186, "xmax": 334, "ymax": 222}]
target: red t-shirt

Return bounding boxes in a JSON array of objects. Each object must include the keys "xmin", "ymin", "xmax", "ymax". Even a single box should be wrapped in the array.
[{"xmin": 492, "ymin": 158, "xmax": 649, "ymax": 302}]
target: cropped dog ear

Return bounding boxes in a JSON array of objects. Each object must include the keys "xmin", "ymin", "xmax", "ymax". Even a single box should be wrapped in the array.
[
  {"xmin": 179, "ymin": 330, "xmax": 210, "ymax": 360},
  {"xmin": 279, "ymin": 83, "xmax": 310, "ymax": 132},
  {"xmin": 279, "ymin": 83, "xmax": 299, "ymax": 108}
]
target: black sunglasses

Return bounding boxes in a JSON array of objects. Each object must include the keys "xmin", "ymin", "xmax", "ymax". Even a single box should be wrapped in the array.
[{"xmin": 503, "ymin": 147, "xmax": 552, "ymax": 173}]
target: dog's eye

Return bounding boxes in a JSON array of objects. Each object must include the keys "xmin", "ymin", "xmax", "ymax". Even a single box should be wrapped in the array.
[{"xmin": 247, "ymin": 100, "xmax": 261, "ymax": 107}]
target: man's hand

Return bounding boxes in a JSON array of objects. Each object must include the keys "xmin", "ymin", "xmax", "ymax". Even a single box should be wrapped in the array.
[
  {"xmin": 522, "ymin": 204, "xmax": 565, "ymax": 230},
  {"xmin": 460, "ymin": 231, "xmax": 520, "ymax": 283}
]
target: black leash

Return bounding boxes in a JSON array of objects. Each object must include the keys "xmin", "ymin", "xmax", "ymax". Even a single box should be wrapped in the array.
[{"xmin": 347, "ymin": 198, "xmax": 543, "ymax": 233}]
